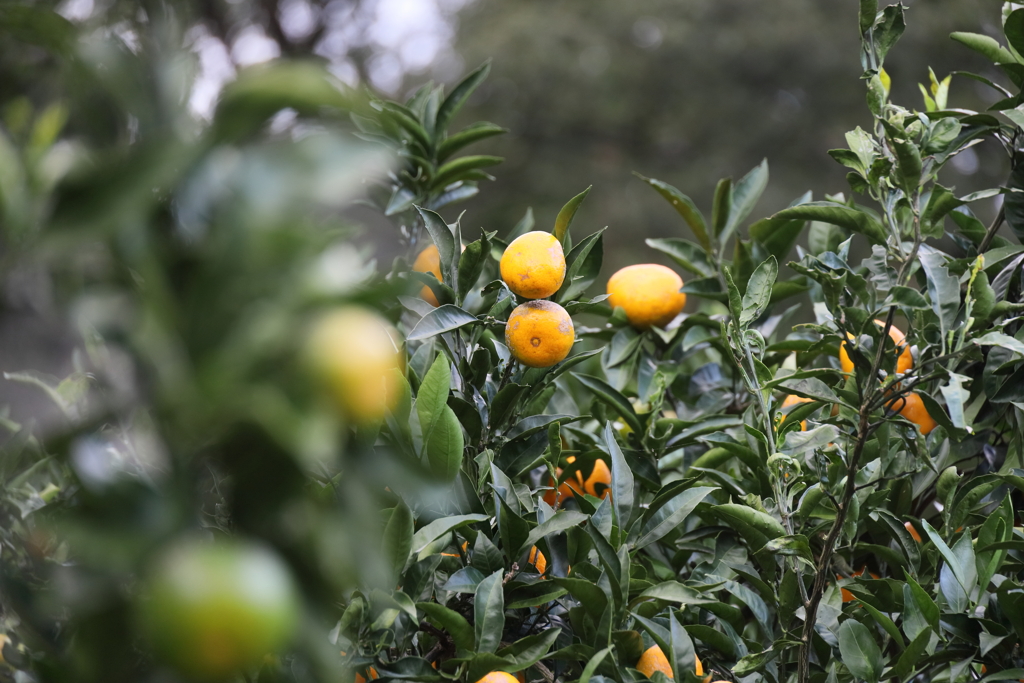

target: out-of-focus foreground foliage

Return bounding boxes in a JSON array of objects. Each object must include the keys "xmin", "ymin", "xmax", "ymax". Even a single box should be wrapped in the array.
[{"xmin": 3, "ymin": 2, "xmax": 1024, "ymax": 683}]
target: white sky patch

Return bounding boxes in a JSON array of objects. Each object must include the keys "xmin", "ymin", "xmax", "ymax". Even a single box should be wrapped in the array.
[
  {"xmin": 57, "ymin": 0, "xmax": 94, "ymax": 22},
  {"xmin": 188, "ymin": 30, "xmax": 237, "ymax": 120},
  {"xmin": 232, "ymin": 25, "xmax": 282, "ymax": 66}
]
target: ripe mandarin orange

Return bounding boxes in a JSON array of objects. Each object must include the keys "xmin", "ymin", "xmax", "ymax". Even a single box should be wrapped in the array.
[
  {"xmin": 543, "ymin": 456, "xmax": 586, "ymax": 507},
  {"xmin": 636, "ymin": 645, "xmax": 703, "ymax": 679},
  {"xmin": 584, "ymin": 459, "xmax": 612, "ymax": 499},
  {"xmin": 413, "ymin": 245, "xmax": 443, "ymax": 306},
  {"xmin": 505, "ymin": 301, "xmax": 574, "ymax": 368},
  {"xmin": 475, "ymin": 673, "xmax": 520, "ymax": 683},
  {"xmin": 500, "ymin": 231, "xmax": 566, "ymax": 299},
  {"xmin": 527, "ymin": 546, "xmax": 547, "ymax": 575},
  {"xmin": 607, "ymin": 264, "xmax": 686, "ymax": 330},
  {"xmin": 888, "ymin": 392, "xmax": 937, "ymax": 435},
  {"xmin": 839, "ymin": 320, "xmax": 912, "ymax": 375}
]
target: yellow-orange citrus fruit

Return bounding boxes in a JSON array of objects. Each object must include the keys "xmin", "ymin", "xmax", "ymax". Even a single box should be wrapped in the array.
[
  {"xmin": 839, "ymin": 320, "xmax": 912, "ymax": 375},
  {"xmin": 527, "ymin": 546, "xmax": 547, "ymax": 575},
  {"xmin": 139, "ymin": 537, "xmax": 300, "ymax": 681},
  {"xmin": 636, "ymin": 645, "xmax": 703, "ymax": 679},
  {"xmin": 607, "ymin": 264, "xmax": 686, "ymax": 330},
  {"xmin": 500, "ymin": 231, "xmax": 566, "ymax": 299},
  {"xmin": 781, "ymin": 394, "xmax": 813, "ymax": 431},
  {"xmin": 305, "ymin": 307, "xmax": 403, "ymax": 424},
  {"xmin": 839, "ymin": 567, "xmax": 880, "ymax": 603},
  {"xmin": 475, "ymin": 673, "xmax": 520, "ymax": 683},
  {"xmin": 887, "ymin": 392, "xmax": 937, "ymax": 435},
  {"xmin": 356, "ymin": 667, "xmax": 380, "ymax": 683},
  {"xmin": 904, "ymin": 521, "xmax": 923, "ymax": 543},
  {"xmin": 584, "ymin": 459, "xmax": 612, "ymax": 499},
  {"xmin": 505, "ymin": 300, "xmax": 574, "ymax": 368},
  {"xmin": 543, "ymin": 456, "xmax": 586, "ymax": 507},
  {"xmin": 413, "ymin": 245, "xmax": 442, "ymax": 306}
]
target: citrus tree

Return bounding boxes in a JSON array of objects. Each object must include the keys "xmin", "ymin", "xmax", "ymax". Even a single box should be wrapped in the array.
[{"xmin": 1, "ymin": 2, "xmax": 1024, "ymax": 683}]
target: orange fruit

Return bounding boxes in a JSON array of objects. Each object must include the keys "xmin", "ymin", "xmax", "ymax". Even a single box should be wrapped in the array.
[
  {"xmin": 636, "ymin": 645, "xmax": 703, "ymax": 679},
  {"xmin": 839, "ymin": 567, "xmax": 880, "ymax": 603},
  {"xmin": 413, "ymin": 244, "xmax": 442, "ymax": 306},
  {"xmin": 527, "ymin": 546, "xmax": 547, "ymax": 575},
  {"xmin": 505, "ymin": 301, "xmax": 575, "ymax": 368},
  {"xmin": 305, "ymin": 307, "xmax": 404, "ymax": 424},
  {"xmin": 781, "ymin": 394, "xmax": 813, "ymax": 431},
  {"xmin": 904, "ymin": 521, "xmax": 923, "ymax": 543},
  {"xmin": 839, "ymin": 320, "xmax": 912, "ymax": 375},
  {"xmin": 355, "ymin": 667, "xmax": 380, "ymax": 683},
  {"xmin": 476, "ymin": 673, "xmax": 520, "ymax": 683},
  {"xmin": 499, "ymin": 231, "xmax": 566, "ymax": 299},
  {"xmin": 584, "ymin": 459, "xmax": 612, "ymax": 499},
  {"xmin": 887, "ymin": 392, "xmax": 937, "ymax": 435},
  {"xmin": 606, "ymin": 264, "xmax": 686, "ymax": 330},
  {"xmin": 138, "ymin": 537, "xmax": 300, "ymax": 681},
  {"xmin": 543, "ymin": 456, "xmax": 586, "ymax": 506}
]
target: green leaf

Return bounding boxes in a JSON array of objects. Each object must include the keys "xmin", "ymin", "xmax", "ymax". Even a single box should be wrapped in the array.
[
  {"xmin": 711, "ymin": 177, "xmax": 733, "ymax": 237},
  {"xmin": 874, "ymin": 3, "xmax": 905, "ymax": 62},
  {"xmin": 723, "ymin": 268, "xmax": 743, "ymax": 323},
  {"xmin": 777, "ymin": 377, "xmax": 840, "ymax": 403},
  {"xmin": 458, "ymin": 231, "xmax": 492, "ymax": 300},
  {"xmin": 723, "ymin": 159, "xmax": 769, "ymax": 243},
  {"xmin": 431, "ymin": 155, "xmax": 503, "ymax": 190},
  {"xmin": 634, "ymin": 487, "xmax": 716, "ymax": 550},
  {"xmin": 894, "ymin": 629, "xmax": 931, "ymax": 680},
  {"xmin": 496, "ymin": 629, "xmax": 562, "ymax": 669},
  {"xmin": 572, "ymin": 373, "xmax": 643, "ymax": 435},
  {"xmin": 426, "ymin": 406, "xmax": 465, "ymax": 482},
  {"xmin": 880, "ymin": 120, "xmax": 923, "ymax": 195},
  {"xmin": 859, "ymin": 0, "xmax": 878, "ymax": 34},
  {"xmin": 634, "ymin": 173, "xmax": 711, "ymax": 250},
  {"xmin": 733, "ymin": 648, "xmax": 780, "ymax": 676},
  {"xmin": 418, "ymin": 602, "xmax": 475, "ymax": 652},
  {"xmin": 553, "ymin": 186, "xmax": 592, "ymax": 247},
  {"xmin": 977, "ymin": 669, "xmax": 1024, "ymax": 683},
  {"xmin": 518, "ymin": 510, "xmax": 588, "ymax": 556},
  {"xmin": 1005, "ymin": 10, "xmax": 1024, "ymax": 61},
  {"xmin": 887, "ymin": 285, "xmax": 930, "ymax": 309},
  {"xmin": 919, "ymin": 252, "xmax": 960, "ymax": 342},
  {"xmin": 950, "ymin": 32, "xmax": 1017, "ymax": 64},
  {"xmin": 748, "ymin": 192, "xmax": 811, "ymax": 262},
  {"xmin": 411, "ymin": 514, "xmax": 488, "ymax": 553},
  {"xmin": 474, "ymin": 569, "xmax": 505, "ymax": 653},
  {"xmin": 557, "ymin": 228, "xmax": 605, "ymax": 302},
  {"xmin": 921, "ymin": 520, "xmax": 973, "ymax": 595},
  {"xmin": 579, "ymin": 647, "xmax": 612, "ymax": 683},
  {"xmin": 552, "ymin": 577, "xmax": 608, "ymax": 619},
  {"xmin": 669, "ymin": 611, "xmax": 697, "ymax": 681},
  {"xmin": 382, "ymin": 502, "xmax": 414, "ymax": 578},
  {"xmin": 384, "ymin": 103, "xmax": 433, "ymax": 151},
  {"xmin": 974, "ymin": 332, "xmax": 1024, "ymax": 356},
  {"xmin": 633, "ymin": 581, "xmax": 718, "ymax": 606},
  {"xmin": 773, "ymin": 203, "xmax": 886, "ymax": 244},
  {"xmin": 604, "ymin": 421, "xmax": 635, "ymax": 534},
  {"xmin": 645, "ymin": 238, "xmax": 715, "ymax": 278},
  {"xmin": 435, "ymin": 61, "xmax": 491, "ymax": 136},
  {"xmin": 837, "ymin": 619, "xmax": 883, "ymax": 683},
  {"xmin": 416, "ymin": 206, "xmax": 457, "ymax": 283},
  {"xmin": 713, "ymin": 503, "xmax": 786, "ymax": 549},
  {"xmin": 417, "ymin": 354, "xmax": 452, "ymax": 438},
  {"xmin": 407, "ymin": 304, "xmax": 479, "ymax": 341},
  {"xmin": 740, "ymin": 256, "xmax": 778, "ymax": 326},
  {"xmin": 438, "ymin": 122, "xmax": 507, "ymax": 162}
]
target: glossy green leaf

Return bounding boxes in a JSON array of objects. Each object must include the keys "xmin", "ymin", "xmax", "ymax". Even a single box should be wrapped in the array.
[
  {"xmin": 553, "ymin": 186, "xmax": 592, "ymax": 247},
  {"xmin": 382, "ymin": 502, "xmax": 414, "ymax": 578},
  {"xmin": 417, "ymin": 354, "xmax": 452, "ymax": 438},
  {"xmin": 407, "ymin": 304, "xmax": 479, "ymax": 341},
  {"xmin": 740, "ymin": 256, "xmax": 777, "ymax": 326},
  {"xmin": 634, "ymin": 487, "xmax": 716, "ymax": 550},
  {"xmin": 418, "ymin": 602, "xmax": 475, "ymax": 652},
  {"xmin": 474, "ymin": 569, "xmax": 505, "ymax": 653},
  {"xmin": 773, "ymin": 202, "xmax": 887, "ymax": 244},
  {"xmin": 518, "ymin": 510, "xmax": 588, "ymax": 556},
  {"xmin": 431, "ymin": 155, "xmax": 503, "ymax": 190},
  {"xmin": 837, "ymin": 619, "xmax": 883, "ymax": 683},
  {"xmin": 645, "ymin": 238, "xmax": 715, "ymax": 278},
  {"xmin": 438, "ymin": 122, "xmax": 507, "ymax": 162},
  {"xmin": 950, "ymin": 32, "xmax": 1017, "ymax": 64},
  {"xmin": 426, "ymin": 406, "xmax": 464, "ymax": 482},
  {"xmin": 411, "ymin": 514, "xmax": 488, "ymax": 553},
  {"xmin": 723, "ymin": 158, "xmax": 769, "ymax": 243},
  {"xmin": 635, "ymin": 173, "xmax": 711, "ymax": 250},
  {"xmin": 604, "ymin": 421, "xmax": 635, "ymax": 534},
  {"xmin": 572, "ymin": 373, "xmax": 643, "ymax": 435},
  {"xmin": 435, "ymin": 61, "xmax": 491, "ymax": 136}
]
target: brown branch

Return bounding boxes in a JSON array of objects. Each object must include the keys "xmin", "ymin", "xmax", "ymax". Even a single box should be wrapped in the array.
[{"xmin": 978, "ymin": 205, "xmax": 1006, "ymax": 254}]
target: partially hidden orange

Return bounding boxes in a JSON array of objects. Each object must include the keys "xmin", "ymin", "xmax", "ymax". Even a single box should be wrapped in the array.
[
  {"xmin": 636, "ymin": 645, "xmax": 703, "ymax": 679},
  {"xmin": 839, "ymin": 320, "xmax": 912, "ymax": 375},
  {"xmin": 887, "ymin": 392, "xmax": 938, "ymax": 435},
  {"xmin": 413, "ymin": 245, "xmax": 442, "ymax": 306}
]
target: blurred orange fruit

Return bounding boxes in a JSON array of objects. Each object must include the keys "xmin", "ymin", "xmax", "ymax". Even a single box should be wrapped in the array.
[
  {"xmin": 904, "ymin": 521, "xmax": 923, "ymax": 543},
  {"xmin": 500, "ymin": 231, "xmax": 566, "ymax": 299},
  {"xmin": 475, "ymin": 673, "xmax": 520, "ymax": 683},
  {"xmin": 527, "ymin": 546, "xmax": 547, "ymax": 575},
  {"xmin": 781, "ymin": 394, "xmax": 813, "ymax": 431},
  {"xmin": 607, "ymin": 264, "xmax": 686, "ymax": 330},
  {"xmin": 505, "ymin": 300, "xmax": 575, "ymax": 368},
  {"xmin": 839, "ymin": 320, "xmax": 912, "ymax": 375},
  {"xmin": 305, "ymin": 307, "xmax": 403, "ymax": 424}
]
